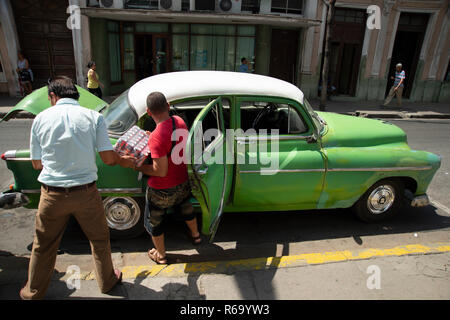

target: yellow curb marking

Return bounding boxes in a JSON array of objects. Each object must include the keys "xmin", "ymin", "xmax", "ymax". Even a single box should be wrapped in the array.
[{"xmin": 74, "ymin": 242, "xmax": 450, "ymax": 280}]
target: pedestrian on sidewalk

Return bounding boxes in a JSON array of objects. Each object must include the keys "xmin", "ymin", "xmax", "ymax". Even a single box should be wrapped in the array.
[
  {"xmin": 383, "ymin": 63, "xmax": 405, "ymax": 108},
  {"xmin": 126, "ymin": 92, "xmax": 202, "ymax": 265},
  {"xmin": 86, "ymin": 61, "xmax": 104, "ymax": 99},
  {"xmin": 20, "ymin": 76, "xmax": 135, "ymax": 300}
]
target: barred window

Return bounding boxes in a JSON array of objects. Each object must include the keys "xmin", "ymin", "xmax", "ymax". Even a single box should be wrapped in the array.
[{"xmin": 271, "ymin": 0, "xmax": 303, "ymax": 15}]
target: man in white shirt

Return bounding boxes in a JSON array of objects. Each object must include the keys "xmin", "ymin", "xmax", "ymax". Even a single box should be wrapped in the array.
[{"xmin": 20, "ymin": 76, "xmax": 134, "ymax": 300}]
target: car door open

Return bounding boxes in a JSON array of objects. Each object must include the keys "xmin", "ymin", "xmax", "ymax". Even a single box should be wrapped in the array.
[{"xmin": 186, "ymin": 97, "xmax": 231, "ymax": 242}]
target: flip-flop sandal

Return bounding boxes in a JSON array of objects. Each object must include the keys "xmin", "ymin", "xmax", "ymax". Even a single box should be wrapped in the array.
[
  {"xmin": 188, "ymin": 233, "xmax": 203, "ymax": 246},
  {"xmin": 114, "ymin": 269, "xmax": 123, "ymax": 284},
  {"xmin": 147, "ymin": 249, "xmax": 168, "ymax": 265}
]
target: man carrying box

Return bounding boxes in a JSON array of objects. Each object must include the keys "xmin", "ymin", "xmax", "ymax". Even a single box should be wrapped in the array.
[{"xmin": 131, "ymin": 92, "xmax": 202, "ymax": 265}]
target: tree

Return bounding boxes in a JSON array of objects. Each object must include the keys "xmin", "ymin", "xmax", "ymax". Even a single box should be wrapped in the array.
[{"xmin": 319, "ymin": 0, "xmax": 336, "ymax": 111}]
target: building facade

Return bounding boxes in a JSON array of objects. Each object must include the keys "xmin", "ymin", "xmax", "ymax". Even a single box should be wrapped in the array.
[{"xmin": 0, "ymin": 0, "xmax": 449, "ymax": 102}]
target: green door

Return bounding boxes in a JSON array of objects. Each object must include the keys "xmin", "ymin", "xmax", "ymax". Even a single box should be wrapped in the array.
[
  {"xmin": 232, "ymin": 97, "xmax": 326, "ymax": 211},
  {"xmin": 186, "ymin": 97, "xmax": 231, "ymax": 242}
]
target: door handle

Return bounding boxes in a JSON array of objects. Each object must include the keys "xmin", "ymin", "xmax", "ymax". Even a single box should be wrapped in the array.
[
  {"xmin": 197, "ymin": 167, "xmax": 208, "ymax": 175},
  {"xmin": 236, "ymin": 140, "xmax": 257, "ymax": 145}
]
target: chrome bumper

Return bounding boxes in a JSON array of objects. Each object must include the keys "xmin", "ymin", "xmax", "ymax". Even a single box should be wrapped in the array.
[
  {"xmin": 0, "ymin": 192, "xmax": 29, "ymax": 209},
  {"xmin": 411, "ymin": 194, "xmax": 430, "ymax": 207}
]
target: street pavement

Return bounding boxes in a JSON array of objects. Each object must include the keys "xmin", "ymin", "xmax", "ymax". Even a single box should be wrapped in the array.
[{"xmin": 0, "ymin": 93, "xmax": 449, "ymax": 305}]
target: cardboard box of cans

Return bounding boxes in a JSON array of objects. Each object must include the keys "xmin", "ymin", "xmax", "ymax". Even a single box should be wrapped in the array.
[{"xmin": 114, "ymin": 125, "xmax": 150, "ymax": 167}]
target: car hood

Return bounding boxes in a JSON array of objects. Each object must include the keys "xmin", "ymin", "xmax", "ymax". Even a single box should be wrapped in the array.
[
  {"xmin": 0, "ymin": 85, "xmax": 108, "ymax": 122},
  {"xmin": 317, "ymin": 112, "xmax": 408, "ymax": 148}
]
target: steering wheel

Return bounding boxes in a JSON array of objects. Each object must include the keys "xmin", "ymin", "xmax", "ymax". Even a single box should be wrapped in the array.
[{"xmin": 252, "ymin": 103, "xmax": 277, "ymax": 130}]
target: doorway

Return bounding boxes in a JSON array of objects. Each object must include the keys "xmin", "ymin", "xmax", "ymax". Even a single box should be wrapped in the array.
[
  {"xmin": 10, "ymin": 0, "xmax": 76, "ymax": 88},
  {"xmin": 325, "ymin": 8, "xmax": 366, "ymax": 96},
  {"xmin": 135, "ymin": 34, "xmax": 170, "ymax": 81},
  {"xmin": 329, "ymin": 42, "xmax": 362, "ymax": 95},
  {"xmin": 269, "ymin": 29, "xmax": 299, "ymax": 84},
  {"xmin": 386, "ymin": 13, "xmax": 429, "ymax": 98}
]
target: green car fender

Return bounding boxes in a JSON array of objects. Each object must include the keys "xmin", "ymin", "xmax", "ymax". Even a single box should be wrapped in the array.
[{"xmin": 0, "ymin": 85, "xmax": 107, "ymax": 122}]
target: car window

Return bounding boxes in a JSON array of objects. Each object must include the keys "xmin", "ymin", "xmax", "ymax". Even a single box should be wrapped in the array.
[
  {"xmin": 303, "ymin": 98, "xmax": 323, "ymax": 134},
  {"xmin": 103, "ymin": 90, "xmax": 137, "ymax": 136},
  {"xmin": 191, "ymin": 100, "xmax": 227, "ymax": 168},
  {"xmin": 240, "ymin": 101, "xmax": 308, "ymax": 134},
  {"xmin": 137, "ymin": 97, "xmax": 231, "ymax": 132}
]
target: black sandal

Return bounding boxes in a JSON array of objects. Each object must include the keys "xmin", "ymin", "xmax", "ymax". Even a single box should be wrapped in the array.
[{"xmin": 188, "ymin": 233, "xmax": 203, "ymax": 246}]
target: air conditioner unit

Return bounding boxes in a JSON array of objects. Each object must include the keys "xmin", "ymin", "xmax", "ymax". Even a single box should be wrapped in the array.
[
  {"xmin": 159, "ymin": 0, "xmax": 182, "ymax": 10},
  {"xmin": 217, "ymin": 0, "xmax": 241, "ymax": 13},
  {"xmin": 99, "ymin": 0, "xmax": 124, "ymax": 9}
]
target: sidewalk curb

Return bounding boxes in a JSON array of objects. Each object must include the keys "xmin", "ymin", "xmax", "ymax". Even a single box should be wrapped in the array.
[
  {"xmin": 350, "ymin": 110, "xmax": 450, "ymax": 119},
  {"xmin": 54, "ymin": 242, "xmax": 450, "ymax": 281}
]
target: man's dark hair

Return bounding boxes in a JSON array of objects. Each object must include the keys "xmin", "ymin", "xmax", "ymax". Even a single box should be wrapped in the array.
[
  {"xmin": 146, "ymin": 92, "xmax": 168, "ymax": 115},
  {"xmin": 241, "ymin": 57, "xmax": 246, "ymax": 63},
  {"xmin": 47, "ymin": 76, "xmax": 80, "ymax": 100}
]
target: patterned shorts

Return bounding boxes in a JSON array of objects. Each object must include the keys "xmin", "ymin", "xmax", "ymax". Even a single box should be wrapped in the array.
[{"xmin": 143, "ymin": 180, "xmax": 195, "ymax": 236}]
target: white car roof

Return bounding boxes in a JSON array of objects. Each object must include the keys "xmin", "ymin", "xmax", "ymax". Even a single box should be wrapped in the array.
[{"xmin": 128, "ymin": 71, "xmax": 304, "ymax": 117}]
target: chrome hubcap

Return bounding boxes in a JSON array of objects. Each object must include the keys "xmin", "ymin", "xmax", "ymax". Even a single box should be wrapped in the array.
[
  {"xmin": 367, "ymin": 185, "xmax": 395, "ymax": 214},
  {"xmin": 103, "ymin": 197, "xmax": 140, "ymax": 230}
]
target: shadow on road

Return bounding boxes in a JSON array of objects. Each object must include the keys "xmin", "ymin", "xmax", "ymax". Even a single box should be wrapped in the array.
[
  {"xmin": 50, "ymin": 204, "xmax": 450, "ymax": 259},
  {"xmin": 15, "ymin": 204, "xmax": 449, "ymax": 300}
]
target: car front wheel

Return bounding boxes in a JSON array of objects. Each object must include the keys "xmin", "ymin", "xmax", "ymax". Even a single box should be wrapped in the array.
[
  {"xmin": 103, "ymin": 196, "xmax": 145, "ymax": 239},
  {"xmin": 353, "ymin": 179, "xmax": 404, "ymax": 223}
]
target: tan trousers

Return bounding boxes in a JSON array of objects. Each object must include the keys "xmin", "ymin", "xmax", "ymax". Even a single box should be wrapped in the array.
[
  {"xmin": 21, "ymin": 183, "xmax": 118, "ymax": 299},
  {"xmin": 383, "ymin": 86, "xmax": 404, "ymax": 107}
]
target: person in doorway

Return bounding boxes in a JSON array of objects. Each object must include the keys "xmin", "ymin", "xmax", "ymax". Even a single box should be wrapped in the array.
[
  {"xmin": 16, "ymin": 51, "xmax": 33, "ymax": 95},
  {"xmin": 20, "ymin": 76, "xmax": 135, "ymax": 300},
  {"xmin": 318, "ymin": 77, "xmax": 337, "ymax": 100},
  {"xmin": 87, "ymin": 61, "xmax": 104, "ymax": 99},
  {"xmin": 129, "ymin": 92, "xmax": 202, "ymax": 265},
  {"xmin": 382, "ymin": 63, "xmax": 406, "ymax": 108}
]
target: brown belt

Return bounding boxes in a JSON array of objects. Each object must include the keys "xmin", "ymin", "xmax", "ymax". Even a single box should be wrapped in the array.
[{"xmin": 42, "ymin": 181, "xmax": 96, "ymax": 193}]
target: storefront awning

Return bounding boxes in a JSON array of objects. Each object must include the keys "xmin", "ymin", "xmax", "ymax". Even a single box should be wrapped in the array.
[{"xmin": 81, "ymin": 8, "xmax": 321, "ymax": 28}]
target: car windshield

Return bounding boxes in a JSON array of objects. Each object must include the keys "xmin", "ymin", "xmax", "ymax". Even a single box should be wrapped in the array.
[
  {"xmin": 102, "ymin": 90, "xmax": 137, "ymax": 137},
  {"xmin": 303, "ymin": 98, "xmax": 325, "ymax": 134}
]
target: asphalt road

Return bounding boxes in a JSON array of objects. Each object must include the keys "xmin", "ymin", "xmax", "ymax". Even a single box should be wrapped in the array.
[
  {"xmin": 0, "ymin": 118, "xmax": 449, "ymax": 300},
  {"xmin": 0, "ymin": 118, "xmax": 449, "ymax": 256}
]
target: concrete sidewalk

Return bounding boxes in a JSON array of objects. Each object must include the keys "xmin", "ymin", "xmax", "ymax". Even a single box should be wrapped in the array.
[
  {"xmin": 1, "ymin": 242, "xmax": 449, "ymax": 300},
  {"xmin": 1, "ymin": 94, "xmax": 449, "ymax": 120}
]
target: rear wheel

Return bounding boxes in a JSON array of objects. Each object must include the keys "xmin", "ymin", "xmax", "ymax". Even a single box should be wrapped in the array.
[
  {"xmin": 103, "ymin": 196, "xmax": 145, "ymax": 239},
  {"xmin": 353, "ymin": 179, "xmax": 404, "ymax": 223}
]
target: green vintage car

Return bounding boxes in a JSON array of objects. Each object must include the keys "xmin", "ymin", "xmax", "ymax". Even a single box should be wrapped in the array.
[{"xmin": 0, "ymin": 71, "xmax": 441, "ymax": 241}]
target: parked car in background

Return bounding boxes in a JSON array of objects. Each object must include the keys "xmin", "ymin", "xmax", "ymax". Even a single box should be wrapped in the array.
[{"xmin": 0, "ymin": 71, "xmax": 441, "ymax": 241}]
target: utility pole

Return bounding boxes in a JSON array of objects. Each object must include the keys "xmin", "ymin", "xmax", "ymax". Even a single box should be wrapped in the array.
[{"xmin": 319, "ymin": 0, "xmax": 336, "ymax": 111}]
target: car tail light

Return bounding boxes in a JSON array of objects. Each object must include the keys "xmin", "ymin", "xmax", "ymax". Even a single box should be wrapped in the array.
[{"xmin": 1, "ymin": 150, "xmax": 17, "ymax": 160}]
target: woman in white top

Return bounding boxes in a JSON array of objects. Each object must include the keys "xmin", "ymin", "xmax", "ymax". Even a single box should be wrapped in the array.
[{"xmin": 16, "ymin": 51, "xmax": 33, "ymax": 95}]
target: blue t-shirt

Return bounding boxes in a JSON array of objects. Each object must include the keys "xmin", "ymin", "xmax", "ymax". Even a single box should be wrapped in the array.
[
  {"xmin": 30, "ymin": 98, "xmax": 113, "ymax": 187},
  {"xmin": 239, "ymin": 64, "xmax": 249, "ymax": 73},
  {"xmin": 394, "ymin": 70, "xmax": 405, "ymax": 87}
]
